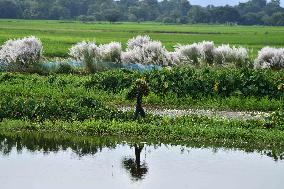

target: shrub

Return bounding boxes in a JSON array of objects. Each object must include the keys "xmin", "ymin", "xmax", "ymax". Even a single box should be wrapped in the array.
[
  {"xmin": 254, "ymin": 47, "xmax": 284, "ymax": 69},
  {"xmin": 174, "ymin": 41, "xmax": 215, "ymax": 66},
  {"xmin": 99, "ymin": 42, "xmax": 122, "ymax": 63},
  {"xmin": 0, "ymin": 94, "xmax": 127, "ymax": 121},
  {"xmin": 198, "ymin": 41, "xmax": 215, "ymax": 65},
  {"xmin": 69, "ymin": 41, "xmax": 99, "ymax": 73},
  {"xmin": 0, "ymin": 36, "xmax": 43, "ymax": 72},
  {"xmin": 69, "ymin": 41, "xmax": 122, "ymax": 72},
  {"xmin": 122, "ymin": 36, "xmax": 170, "ymax": 66},
  {"xmin": 56, "ymin": 63, "xmax": 76, "ymax": 74},
  {"xmin": 166, "ymin": 52, "xmax": 181, "ymax": 66},
  {"xmin": 174, "ymin": 43, "xmax": 201, "ymax": 65},
  {"xmin": 127, "ymin": 35, "xmax": 151, "ymax": 50},
  {"xmin": 85, "ymin": 69, "xmax": 141, "ymax": 93},
  {"xmin": 84, "ymin": 67, "xmax": 284, "ymax": 99},
  {"xmin": 213, "ymin": 44, "xmax": 248, "ymax": 67}
]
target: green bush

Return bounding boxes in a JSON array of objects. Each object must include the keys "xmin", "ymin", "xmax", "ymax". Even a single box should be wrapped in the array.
[
  {"xmin": 0, "ymin": 94, "xmax": 127, "ymax": 121},
  {"xmin": 85, "ymin": 69, "xmax": 141, "ymax": 93},
  {"xmin": 85, "ymin": 67, "xmax": 284, "ymax": 98}
]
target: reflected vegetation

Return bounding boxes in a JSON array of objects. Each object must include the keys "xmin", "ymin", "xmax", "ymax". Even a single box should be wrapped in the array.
[
  {"xmin": 0, "ymin": 132, "xmax": 119, "ymax": 157},
  {"xmin": 0, "ymin": 131, "xmax": 284, "ymax": 166}
]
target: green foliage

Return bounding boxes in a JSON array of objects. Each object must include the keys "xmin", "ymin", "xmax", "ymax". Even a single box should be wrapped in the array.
[
  {"xmin": 0, "ymin": 70, "xmax": 283, "ymax": 118},
  {"xmin": 0, "ymin": 73, "xmax": 131, "ymax": 121},
  {"xmin": 0, "ymin": 0, "xmax": 283, "ymax": 26},
  {"xmin": 126, "ymin": 78, "xmax": 150, "ymax": 100},
  {"xmin": 1, "ymin": 114, "xmax": 284, "ymax": 152},
  {"xmin": 56, "ymin": 63, "xmax": 77, "ymax": 74},
  {"xmin": 85, "ymin": 67, "xmax": 284, "ymax": 99},
  {"xmin": 0, "ymin": 94, "xmax": 127, "ymax": 121},
  {"xmin": 268, "ymin": 110, "xmax": 284, "ymax": 130},
  {"xmin": 85, "ymin": 69, "xmax": 140, "ymax": 93}
]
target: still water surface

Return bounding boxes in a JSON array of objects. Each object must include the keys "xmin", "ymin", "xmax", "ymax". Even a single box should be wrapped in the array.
[{"xmin": 0, "ymin": 132, "xmax": 283, "ymax": 189}]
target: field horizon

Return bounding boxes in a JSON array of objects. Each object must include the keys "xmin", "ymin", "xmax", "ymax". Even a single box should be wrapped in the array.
[{"xmin": 1, "ymin": 19, "xmax": 284, "ymax": 58}]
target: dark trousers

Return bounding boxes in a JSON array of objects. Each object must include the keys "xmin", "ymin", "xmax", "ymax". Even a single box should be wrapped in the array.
[
  {"xmin": 135, "ymin": 105, "xmax": 145, "ymax": 118},
  {"xmin": 135, "ymin": 94, "xmax": 145, "ymax": 118}
]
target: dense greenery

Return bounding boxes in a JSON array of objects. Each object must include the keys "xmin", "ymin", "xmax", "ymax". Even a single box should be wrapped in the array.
[
  {"xmin": 86, "ymin": 67, "xmax": 284, "ymax": 99},
  {"xmin": 0, "ymin": 73, "xmax": 131, "ymax": 121},
  {"xmin": 0, "ymin": 115, "xmax": 284, "ymax": 160},
  {"xmin": 0, "ymin": 70, "xmax": 284, "ymax": 152},
  {"xmin": 0, "ymin": 68, "xmax": 283, "ymax": 112},
  {"xmin": 0, "ymin": 0, "xmax": 283, "ymax": 25}
]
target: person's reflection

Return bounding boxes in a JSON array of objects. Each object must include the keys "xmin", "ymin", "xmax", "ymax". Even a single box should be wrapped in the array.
[{"xmin": 122, "ymin": 144, "xmax": 148, "ymax": 181}]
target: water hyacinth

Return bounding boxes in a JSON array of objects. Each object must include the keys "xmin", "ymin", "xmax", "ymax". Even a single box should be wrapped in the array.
[
  {"xmin": 254, "ymin": 47, "xmax": 284, "ymax": 69},
  {"xmin": 0, "ymin": 36, "xmax": 42, "ymax": 71}
]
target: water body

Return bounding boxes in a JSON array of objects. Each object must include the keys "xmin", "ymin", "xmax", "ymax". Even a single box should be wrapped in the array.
[{"xmin": 0, "ymin": 132, "xmax": 283, "ymax": 189}]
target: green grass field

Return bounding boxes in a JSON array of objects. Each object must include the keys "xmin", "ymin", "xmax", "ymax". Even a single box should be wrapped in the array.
[{"xmin": 1, "ymin": 19, "xmax": 284, "ymax": 58}]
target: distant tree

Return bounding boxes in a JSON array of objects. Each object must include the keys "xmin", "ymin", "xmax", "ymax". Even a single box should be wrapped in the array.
[
  {"xmin": 129, "ymin": 5, "xmax": 147, "ymax": 21},
  {"xmin": 49, "ymin": 5, "xmax": 70, "ymax": 20},
  {"xmin": 188, "ymin": 6, "xmax": 210, "ymax": 23},
  {"xmin": 264, "ymin": 0, "xmax": 283, "ymax": 15},
  {"xmin": 210, "ymin": 6, "xmax": 241, "ymax": 24},
  {"xmin": 163, "ymin": 17, "xmax": 175, "ymax": 24},
  {"xmin": 242, "ymin": 12, "xmax": 264, "ymax": 25},
  {"xmin": 271, "ymin": 12, "xmax": 284, "ymax": 25},
  {"xmin": 0, "ymin": 0, "xmax": 22, "ymax": 18},
  {"xmin": 128, "ymin": 14, "xmax": 138, "ymax": 22},
  {"xmin": 103, "ymin": 9, "xmax": 123, "ymax": 23},
  {"xmin": 179, "ymin": 16, "xmax": 189, "ymax": 24},
  {"xmin": 0, "ymin": 0, "xmax": 283, "ymax": 26},
  {"xmin": 77, "ymin": 15, "xmax": 96, "ymax": 22}
]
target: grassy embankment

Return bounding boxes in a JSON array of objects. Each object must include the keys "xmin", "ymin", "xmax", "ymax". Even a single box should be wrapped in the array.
[{"xmin": 0, "ymin": 70, "xmax": 283, "ymax": 151}]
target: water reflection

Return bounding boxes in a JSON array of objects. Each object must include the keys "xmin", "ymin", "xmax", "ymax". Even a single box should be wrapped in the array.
[
  {"xmin": 122, "ymin": 144, "xmax": 148, "ymax": 181},
  {"xmin": 0, "ymin": 132, "xmax": 284, "ymax": 162},
  {"xmin": 1, "ymin": 132, "xmax": 284, "ymax": 189},
  {"xmin": 0, "ymin": 132, "xmax": 118, "ymax": 156}
]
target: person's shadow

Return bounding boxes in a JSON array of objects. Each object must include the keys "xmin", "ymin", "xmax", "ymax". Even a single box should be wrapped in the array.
[{"xmin": 122, "ymin": 144, "xmax": 148, "ymax": 181}]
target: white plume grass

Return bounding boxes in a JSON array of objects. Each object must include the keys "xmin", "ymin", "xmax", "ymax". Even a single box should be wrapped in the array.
[
  {"xmin": 254, "ymin": 47, "xmax": 284, "ymax": 69},
  {"xmin": 0, "ymin": 36, "xmax": 43, "ymax": 72}
]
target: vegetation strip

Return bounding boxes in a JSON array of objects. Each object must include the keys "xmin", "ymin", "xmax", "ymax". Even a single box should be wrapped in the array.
[
  {"xmin": 0, "ymin": 115, "xmax": 284, "ymax": 149},
  {"xmin": 0, "ymin": 131, "xmax": 283, "ymax": 161},
  {"xmin": 1, "ymin": 20, "xmax": 284, "ymax": 58}
]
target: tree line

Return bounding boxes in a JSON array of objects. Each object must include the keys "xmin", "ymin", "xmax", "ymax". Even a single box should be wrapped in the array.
[{"xmin": 0, "ymin": 0, "xmax": 284, "ymax": 26}]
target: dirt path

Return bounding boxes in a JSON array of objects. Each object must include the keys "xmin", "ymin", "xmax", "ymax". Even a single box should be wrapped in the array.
[{"xmin": 118, "ymin": 106, "xmax": 270, "ymax": 120}]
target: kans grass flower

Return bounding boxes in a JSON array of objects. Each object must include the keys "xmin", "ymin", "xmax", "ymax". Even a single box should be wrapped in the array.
[
  {"xmin": 0, "ymin": 36, "xmax": 43, "ymax": 71},
  {"xmin": 122, "ymin": 36, "xmax": 170, "ymax": 66},
  {"xmin": 254, "ymin": 47, "xmax": 284, "ymax": 69}
]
